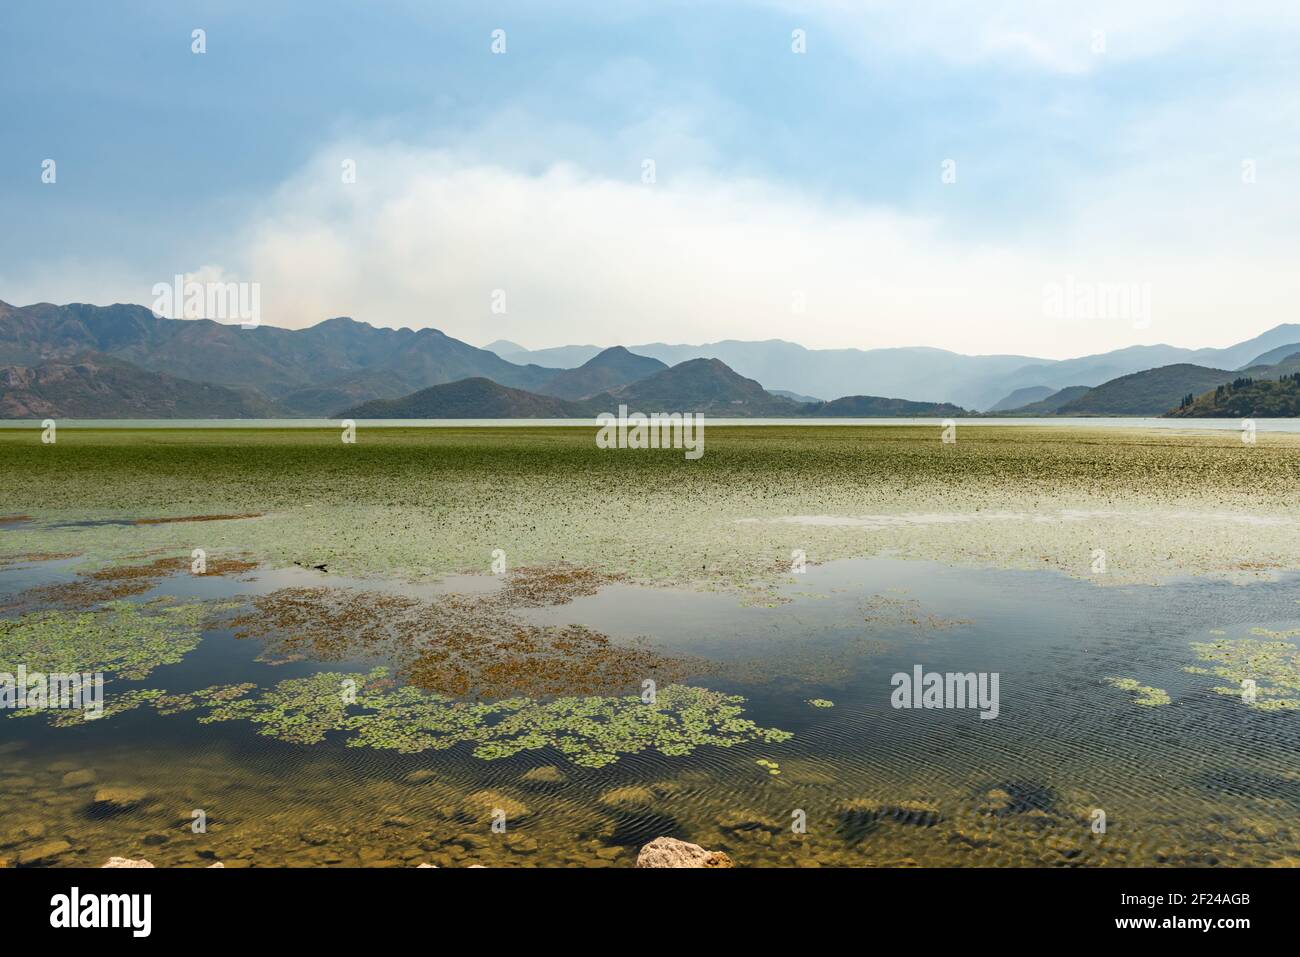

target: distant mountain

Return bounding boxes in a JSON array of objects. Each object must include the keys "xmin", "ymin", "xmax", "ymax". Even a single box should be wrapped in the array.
[
  {"xmin": 489, "ymin": 341, "xmax": 605, "ymax": 368},
  {"xmin": 482, "ymin": 339, "xmax": 528, "ymax": 359},
  {"xmin": 500, "ymin": 324, "xmax": 1300, "ymax": 410},
  {"xmin": 1001, "ymin": 385, "xmax": 1092, "ymax": 415},
  {"xmin": 1241, "ymin": 342, "xmax": 1300, "ymax": 369},
  {"xmin": 1245, "ymin": 352, "xmax": 1300, "ymax": 377},
  {"xmin": 1056, "ymin": 364, "xmax": 1236, "ymax": 415},
  {"xmin": 1168, "ymin": 372, "xmax": 1300, "ymax": 417},
  {"xmin": 798, "ymin": 395, "xmax": 969, "ymax": 417},
  {"xmin": 536, "ymin": 347, "xmax": 666, "ymax": 400},
  {"xmin": 8, "ymin": 298, "xmax": 1300, "ymax": 418},
  {"xmin": 0, "ymin": 301, "xmax": 561, "ymax": 415},
  {"xmin": 988, "ymin": 386, "xmax": 1054, "ymax": 412},
  {"xmin": 593, "ymin": 358, "xmax": 801, "ymax": 416},
  {"xmin": 624, "ymin": 340, "xmax": 1038, "ymax": 410},
  {"xmin": 343, "ymin": 357, "xmax": 965, "ymax": 420},
  {"xmin": 340, "ymin": 378, "xmax": 590, "ymax": 418},
  {"xmin": 0, "ymin": 353, "xmax": 278, "ymax": 418},
  {"xmin": 771, "ymin": 389, "xmax": 824, "ymax": 403}
]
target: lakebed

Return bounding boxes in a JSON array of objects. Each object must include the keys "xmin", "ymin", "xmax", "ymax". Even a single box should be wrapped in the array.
[{"xmin": 1, "ymin": 425, "xmax": 1298, "ymax": 867}]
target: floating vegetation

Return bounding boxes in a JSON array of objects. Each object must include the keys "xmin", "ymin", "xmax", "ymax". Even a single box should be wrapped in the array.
[
  {"xmin": 9, "ymin": 688, "xmax": 168, "ymax": 727},
  {"xmin": 3, "ymin": 426, "xmax": 1297, "ymax": 591},
  {"xmin": 1105, "ymin": 676, "xmax": 1171, "ymax": 707},
  {"xmin": 0, "ymin": 600, "xmax": 217, "ymax": 682},
  {"xmin": 756, "ymin": 759, "xmax": 781, "ymax": 775},
  {"xmin": 153, "ymin": 683, "xmax": 258, "ymax": 716},
  {"xmin": 230, "ymin": 586, "xmax": 703, "ymax": 698},
  {"xmin": 499, "ymin": 564, "xmax": 622, "ymax": 607},
  {"xmin": 0, "ymin": 551, "xmax": 80, "ymax": 570},
  {"xmin": 863, "ymin": 595, "xmax": 972, "ymax": 634},
  {"xmin": 807, "ymin": 699, "xmax": 835, "ymax": 708},
  {"xmin": 199, "ymin": 672, "xmax": 363, "ymax": 745},
  {"xmin": 133, "ymin": 513, "xmax": 263, "ymax": 526},
  {"xmin": 2, "ymin": 554, "xmax": 259, "ymax": 611},
  {"xmin": 44, "ymin": 668, "xmax": 792, "ymax": 768},
  {"xmin": 1188, "ymin": 635, "xmax": 1300, "ymax": 710}
]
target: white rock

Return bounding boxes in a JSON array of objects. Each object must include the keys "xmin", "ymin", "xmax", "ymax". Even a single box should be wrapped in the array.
[{"xmin": 635, "ymin": 837, "xmax": 734, "ymax": 868}]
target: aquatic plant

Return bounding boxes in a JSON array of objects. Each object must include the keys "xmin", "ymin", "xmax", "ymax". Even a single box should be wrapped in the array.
[
  {"xmin": 499, "ymin": 564, "xmax": 623, "ymax": 607},
  {"xmin": 1105, "ymin": 676, "xmax": 1170, "ymax": 707},
  {"xmin": 8, "ymin": 688, "xmax": 166, "ymax": 727},
  {"xmin": 230, "ymin": 586, "xmax": 702, "ymax": 698},
  {"xmin": 135, "ymin": 668, "xmax": 793, "ymax": 767},
  {"xmin": 1187, "ymin": 636, "xmax": 1300, "ymax": 710},
  {"xmin": 2, "ymin": 425, "xmax": 1296, "ymax": 592},
  {"xmin": 807, "ymin": 699, "xmax": 834, "ymax": 708},
  {"xmin": 197, "ymin": 671, "xmax": 366, "ymax": 745},
  {"xmin": 0, "ymin": 599, "xmax": 215, "ymax": 681},
  {"xmin": 153, "ymin": 683, "xmax": 258, "ymax": 715}
]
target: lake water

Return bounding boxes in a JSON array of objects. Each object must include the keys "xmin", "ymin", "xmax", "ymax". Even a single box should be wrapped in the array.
[
  {"xmin": 3, "ymin": 545, "xmax": 1298, "ymax": 868},
  {"xmin": 1, "ymin": 418, "xmax": 1299, "ymax": 431}
]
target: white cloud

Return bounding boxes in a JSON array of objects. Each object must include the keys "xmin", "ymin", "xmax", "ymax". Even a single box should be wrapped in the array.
[
  {"xmin": 212, "ymin": 137, "xmax": 1300, "ymax": 358},
  {"xmin": 759, "ymin": 0, "xmax": 1300, "ymax": 74}
]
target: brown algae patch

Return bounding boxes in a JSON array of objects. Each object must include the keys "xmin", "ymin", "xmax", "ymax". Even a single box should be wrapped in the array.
[
  {"xmin": 0, "ymin": 551, "xmax": 81, "ymax": 569},
  {"xmin": 2, "ymin": 554, "xmax": 260, "ymax": 611},
  {"xmin": 229, "ymin": 586, "xmax": 705, "ymax": 698},
  {"xmin": 499, "ymin": 564, "xmax": 624, "ymax": 607},
  {"xmin": 132, "ymin": 513, "xmax": 264, "ymax": 525}
]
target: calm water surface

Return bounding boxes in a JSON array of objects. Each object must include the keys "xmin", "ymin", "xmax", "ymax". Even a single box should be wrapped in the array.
[
  {"xmin": 2, "ymin": 418, "xmax": 1299, "ymax": 431},
  {"xmin": 2, "ymin": 551, "xmax": 1298, "ymax": 867}
]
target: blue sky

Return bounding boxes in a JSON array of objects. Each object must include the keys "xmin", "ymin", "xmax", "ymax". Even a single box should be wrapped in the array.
[{"xmin": 4, "ymin": 1, "xmax": 1299, "ymax": 356}]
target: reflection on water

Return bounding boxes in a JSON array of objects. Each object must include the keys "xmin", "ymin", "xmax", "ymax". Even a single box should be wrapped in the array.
[{"xmin": 2, "ymin": 554, "xmax": 1299, "ymax": 868}]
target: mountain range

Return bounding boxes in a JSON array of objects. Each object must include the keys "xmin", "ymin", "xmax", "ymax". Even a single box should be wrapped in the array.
[
  {"xmin": 340, "ymin": 358, "xmax": 968, "ymax": 419},
  {"xmin": 490, "ymin": 329, "xmax": 1300, "ymax": 411},
  {"xmin": 1, "ymin": 299, "xmax": 1298, "ymax": 419}
]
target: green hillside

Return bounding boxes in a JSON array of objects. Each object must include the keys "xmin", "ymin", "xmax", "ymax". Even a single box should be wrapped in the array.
[
  {"xmin": 1056, "ymin": 364, "xmax": 1235, "ymax": 415},
  {"xmin": 1167, "ymin": 373, "xmax": 1300, "ymax": 417}
]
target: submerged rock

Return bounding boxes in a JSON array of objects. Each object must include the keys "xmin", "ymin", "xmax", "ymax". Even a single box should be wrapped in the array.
[
  {"xmin": 60, "ymin": 769, "xmax": 97, "ymax": 788},
  {"xmin": 717, "ymin": 809, "xmax": 783, "ymax": 835},
  {"xmin": 457, "ymin": 790, "xmax": 530, "ymax": 824},
  {"xmin": 91, "ymin": 786, "xmax": 149, "ymax": 811},
  {"xmin": 19, "ymin": 840, "xmax": 72, "ymax": 865},
  {"xmin": 635, "ymin": 837, "xmax": 734, "ymax": 868},
  {"xmin": 102, "ymin": 856, "xmax": 154, "ymax": 868},
  {"xmin": 838, "ymin": 798, "xmax": 943, "ymax": 828},
  {"xmin": 598, "ymin": 786, "xmax": 657, "ymax": 810},
  {"xmin": 519, "ymin": 766, "xmax": 567, "ymax": 786}
]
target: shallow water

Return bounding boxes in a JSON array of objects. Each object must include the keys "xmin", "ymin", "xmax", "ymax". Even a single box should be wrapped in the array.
[{"xmin": 2, "ymin": 550, "xmax": 1299, "ymax": 868}]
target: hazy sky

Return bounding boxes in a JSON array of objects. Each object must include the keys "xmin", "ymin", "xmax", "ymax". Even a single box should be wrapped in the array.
[{"xmin": 3, "ymin": 1, "xmax": 1299, "ymax": 357}]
